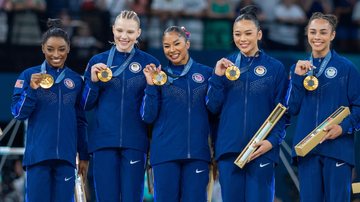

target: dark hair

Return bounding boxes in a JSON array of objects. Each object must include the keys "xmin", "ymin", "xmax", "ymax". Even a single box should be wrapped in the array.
[
  {"xmin": 306, "ymin": 12, "xmax": 338, "ymax": 33},
  {"xmin": 163, "ymin": 26, "xmax": 190, "ymax": 41},
  {"xmin": 41, "ymin": 18, "xmax": 70, "ymax": 46},
  {"xmin": 115, "ymin": 10, "xmax": 140, "ymax": 27},
  {"xmin": 234, "ymin": 5, "xmax": 260, "ymax": 30}
]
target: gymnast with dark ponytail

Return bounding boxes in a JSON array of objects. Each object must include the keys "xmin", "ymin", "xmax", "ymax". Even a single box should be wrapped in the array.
[{"xmin": 206, "ymin": 5, "xmax": 288, "ymax": 201}]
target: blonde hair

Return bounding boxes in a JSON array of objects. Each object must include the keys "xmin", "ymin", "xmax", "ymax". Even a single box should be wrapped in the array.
[{"xmin": 114, "ymin": 10, "xmax": 140, "ymax": 28}]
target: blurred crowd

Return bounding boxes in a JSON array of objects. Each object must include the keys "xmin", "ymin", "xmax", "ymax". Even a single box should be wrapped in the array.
[
  {"xmin": 0, "ymin": 0, "xmax": 359, "ymax": 73},
  {"xmin": 1, "ymin": 0, "xmax": 360, "ymax": 201}
]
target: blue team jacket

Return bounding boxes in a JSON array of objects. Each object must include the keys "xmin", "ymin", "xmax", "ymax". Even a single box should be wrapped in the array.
[
  {"xmin": 81, "ymin": 48, "xmax": 159, "ymax": 153},
  {"xmin": 286, "ymin": 50, "xmax": 360, "ymax": 165},
  {"xmin": 206, "ymin": 50, "xmax": 288, "ymax": 163},
  {"xmin": 140, "ymin": 60, "xmax": 213, "ymax": 165},
  {"xmin": 11, "ymin": 62, "xmax": 88, "ymax": 168}
]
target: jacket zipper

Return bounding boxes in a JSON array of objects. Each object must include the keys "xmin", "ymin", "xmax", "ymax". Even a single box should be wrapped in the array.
[
  {"xmin": 187, "ymin": 78, "xmax": 191, "ymax": 158},
  {"xmin": 57, "ymin": 69, "xmax": 61, "ymax": 158},
  {"xmin": 120, "ymin": 71, "xmax": 125, "ymax": 146}
]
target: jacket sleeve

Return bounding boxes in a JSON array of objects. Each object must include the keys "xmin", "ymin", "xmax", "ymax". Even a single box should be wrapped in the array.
[
  {"xmin": 140, "ymin": 84, "xmax": 160, "ymax": 124},
  {"xmin": 11, "ymin": 71, "xmax": 38, "ymax": 120},
  {"xmin": 205, "ymin": 73, "xmax": 226, "ymax": 114},
  {"xmin": 340, "ymin": 64, "xmax": 360, "ymax": 135},
  {"xmin": 267, "ymin": 63, "xmax": 288, "ymax": 147},
  {"xmin": 76, "ymin": 81, "xmax": 89, "ymax": 160},
  {"xmin": 285, "ymin": 65, "xmax": 306, "ymax": 116},
  {"xmin": 81, "ymin": 63, "xmax": 100, "ymax": 110}
]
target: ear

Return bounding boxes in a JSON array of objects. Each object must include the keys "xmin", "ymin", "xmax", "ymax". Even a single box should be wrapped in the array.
[
  {"xmin": 186, "ymin": 40, "xmax": 190, "ymax": 50},
  {"xmin": 257, "ymin": 30, "xmax": 263, "ymax": 41},
  {"xmin": 330, "ymin": 31, "xmax": 336, "ymax": 41},
  {"xmin": 138, "ymin": 28, "xmax": 142, "ymax": 38},
  {"xmin": 41, "ymin": 44, "xmax": 45, "ymax": 54}
]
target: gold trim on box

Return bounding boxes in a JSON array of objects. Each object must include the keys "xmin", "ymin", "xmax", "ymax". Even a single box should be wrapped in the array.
[
  {"xmin": 234, "ymin": 103, "xmax": 287, "ymax": 168},
  {"xmin": 353, "ymin": 183, "xmax": 360, "ymax": 194},
  {"xmin": 295, "ymin": 106, "xmax": 350, "ymax": 157}
]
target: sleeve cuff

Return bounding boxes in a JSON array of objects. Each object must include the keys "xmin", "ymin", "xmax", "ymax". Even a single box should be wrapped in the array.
[
  {"xmin": 209, "ymin": 74, "xmax": 225, "ymax": 88},
  {"xmin": 292, "ymin": 73, "xmax": 305, "ymax": 88},
  {"xmin": 78, "ymin": 151, "xmax": 90, "ymax": 161},
  {"xmin": 87, "ymin": 81, "xmax": 99, "ymax": 91},
  {"xmin": 340, "ymin": 120, "xmax": 352, "ymax": 135},
  {"xmin": 267, "ymin": 134, "xmax": 280, "ymax": 148},
  {"xmin": 145, "ymin": 84, "xmax": 158, "ymax": 96}
]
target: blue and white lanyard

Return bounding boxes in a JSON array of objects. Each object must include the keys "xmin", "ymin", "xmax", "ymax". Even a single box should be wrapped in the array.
[
  {"xmin": 41, "ymin": 61, "xmax": 66, "ymax": 84},
  {"xmin": 165, "ymin": 58, "xmax": 193, "ymax": 84},
  {"xmin": 307, "ymin": 51, "xmax": 332, "ymax": 77},
  {"xmin": 106, "ymin": 45, "xmax": 136, "ymax": 77}
]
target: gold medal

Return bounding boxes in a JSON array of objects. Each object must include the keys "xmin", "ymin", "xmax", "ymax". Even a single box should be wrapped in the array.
[
  {"xmin": 303, "ymin": 75, "xmax": 319, "ymax": 91},
  {"xmin": 97, "ymin": 67, "xmax": 113, "ymax": 82},
  {"xmin": 40, "ymin": 74, "xmax": 54, "ymax": 89},
  {"xmin": 152, "ymin": 71, "xmax": 167, "ymax": 86},
  {"xmin": 225, "ymin": 65, "xmax": 240, "ymax": 81}
]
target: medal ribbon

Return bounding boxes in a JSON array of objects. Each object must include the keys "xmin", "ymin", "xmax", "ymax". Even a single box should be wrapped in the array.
[
  {"xmin": 307, "ymin": 51, "xmax": 332, "ymax": 77},
  {"xmin": 165, "ymin": 57, "xmax": 193, "ymax": 84},
  {"xmin": 41, "ymin": 61, "xmax": 66, "ymax": 84},
  {"xmin": 107, "ymin": 45, "xmax": 136, "ymax": 77},
  {"xmin": 235, "ymin": 51, "xmax": 259, "ymax": 74}
]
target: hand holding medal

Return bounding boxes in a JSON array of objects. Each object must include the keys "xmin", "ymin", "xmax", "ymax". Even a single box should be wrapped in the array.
[
  {"xmin": 91, "ymin": 63, "xmax": 112, "ymax": 82},
  {"xmin": 144, "ymin": 63, "xmax": 167, "ymax": 86},
  {"xmin": 295, "ymin": 60, "xmax": 318, "ymax": 91}
]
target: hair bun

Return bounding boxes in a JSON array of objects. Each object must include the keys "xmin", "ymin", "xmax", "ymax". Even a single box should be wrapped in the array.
[
  {"xmin": 47, "ymin": 18, "xmax": 63, "ymax": 29},
  {"xmin": 181, "ymin": 26, "xmax": 191, "ymax": 39},
  {"xmin": 239, "ymin": 5, "xmax": 258, "ymax": 17}
]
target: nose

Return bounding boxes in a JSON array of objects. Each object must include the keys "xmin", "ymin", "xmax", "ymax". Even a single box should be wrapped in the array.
[{"xmin": 53, "ymin": 50, "xmax": 60, "ymax": 57}]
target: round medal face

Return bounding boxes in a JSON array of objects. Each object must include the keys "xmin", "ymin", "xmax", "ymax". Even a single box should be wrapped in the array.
[
  {"xmin": 97, "ymin": 67, "xmax": 113, "ymax": 82},
  {"xmin": 303, "ymin": 75, "xmax": 319, "ymax": 91},
  {"xmin": 225, "ymin": 65, "xmax": 240, "ymax": 81},
  {"xmin": 40, "ymin": 74, "xmax": 54, "ymax": 89},
  {"xmin": 152, "ymin": 71, "xmax": 167, "ymax": 86}
]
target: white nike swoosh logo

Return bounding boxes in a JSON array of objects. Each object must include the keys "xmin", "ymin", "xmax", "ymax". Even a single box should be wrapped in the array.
[
  {"xmin": 109, "ymin": 65, "xmax": 118, "ymax": 69},
  {"xmin": 336, "ymin": 162, "xmax": 345, "ymax": 167},
  {"xmin": 195, "ymin": 169, "xmax": 205, "ymax": 174},
  {"xmin": 64, "ymin": 176, "xmax": 73, "ymax": 181},
  {"xmin": 130, "ymin": 160, "xmax": 141, "ymax": 165},
  {"xmin": 259, "ymin": 163, "xmax": 270, "ymax": 168}
]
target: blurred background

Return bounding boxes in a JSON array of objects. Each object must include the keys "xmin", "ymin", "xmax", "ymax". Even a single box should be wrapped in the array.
[{"xmin": 0, "ymin": 0, "xmax": 359, "ymax": 201}]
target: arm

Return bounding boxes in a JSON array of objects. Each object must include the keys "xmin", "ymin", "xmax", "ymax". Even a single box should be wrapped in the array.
[
  {"xmin": 250, "ymin": 64, "xmax": 288, "ymax": 160},
  {"xmin": 339, "ymin": 65, "xmax": 360, "ymax": 135},
  {"xmin": 205, "ymin": 58, "xmax": 231, "ymax": 114},
  {"xmin": 266, "ymin": 64, "xmax": 288, "ymax": 148},
  {"xmin": 80, "ymin": 62, "xmax": 106, "ymax": 110},
  {"xmin": 285, "ymin": 61, "xmax": 313, "ymax": 115},
  {"xmin": 11, "ymin": 72, "xmax": 40, "ymax": 120},
  {"xmin": 76, "ymin": 85, "xmax": 89, "ymax": 178},
  {"xmin": 140, "ymin": 64, "xmax": 161, "ymax": 124}
]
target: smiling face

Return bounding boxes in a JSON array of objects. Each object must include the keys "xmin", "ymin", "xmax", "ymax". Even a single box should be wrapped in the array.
[
  {"xmin": 162, "ymin": 31, "xmax": 190, "ymax": 65},
  {"xmin": 233, "ymin": 19, "xmax": 262, "ymax": 56},
  {"xmin": 307, "ymin": 18, "xmax": 335, "ymax": 58},
  {"xmin": 112, "ymin": 18, "xmax": 141, "ymax": 52},
  {"xmin": 42, "ymin": 36, "xmax": 69, "ymax": 68}
]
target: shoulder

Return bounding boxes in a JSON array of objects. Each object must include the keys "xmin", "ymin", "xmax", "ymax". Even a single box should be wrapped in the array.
[
  {"xmin": 332, "ymin": 50, "xmax": 356, "ymax": 68},
  {"xmin": 261, "ymin": 51, "xmax": 285, "ymax": 70},
  {"xmin": 64, "ymin": 67, "xmax": 83, "ymax": 81},
  {"xmin": 20, "ymin": 65, "xmax": 41, "ymax": 77},
  {"xmin": 135, "ymin": 49, "xmax": 160, "ymax": 64},
  {"xmin": 89, "ymin": 49, "xmax": 111, "ymax": 64}
]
